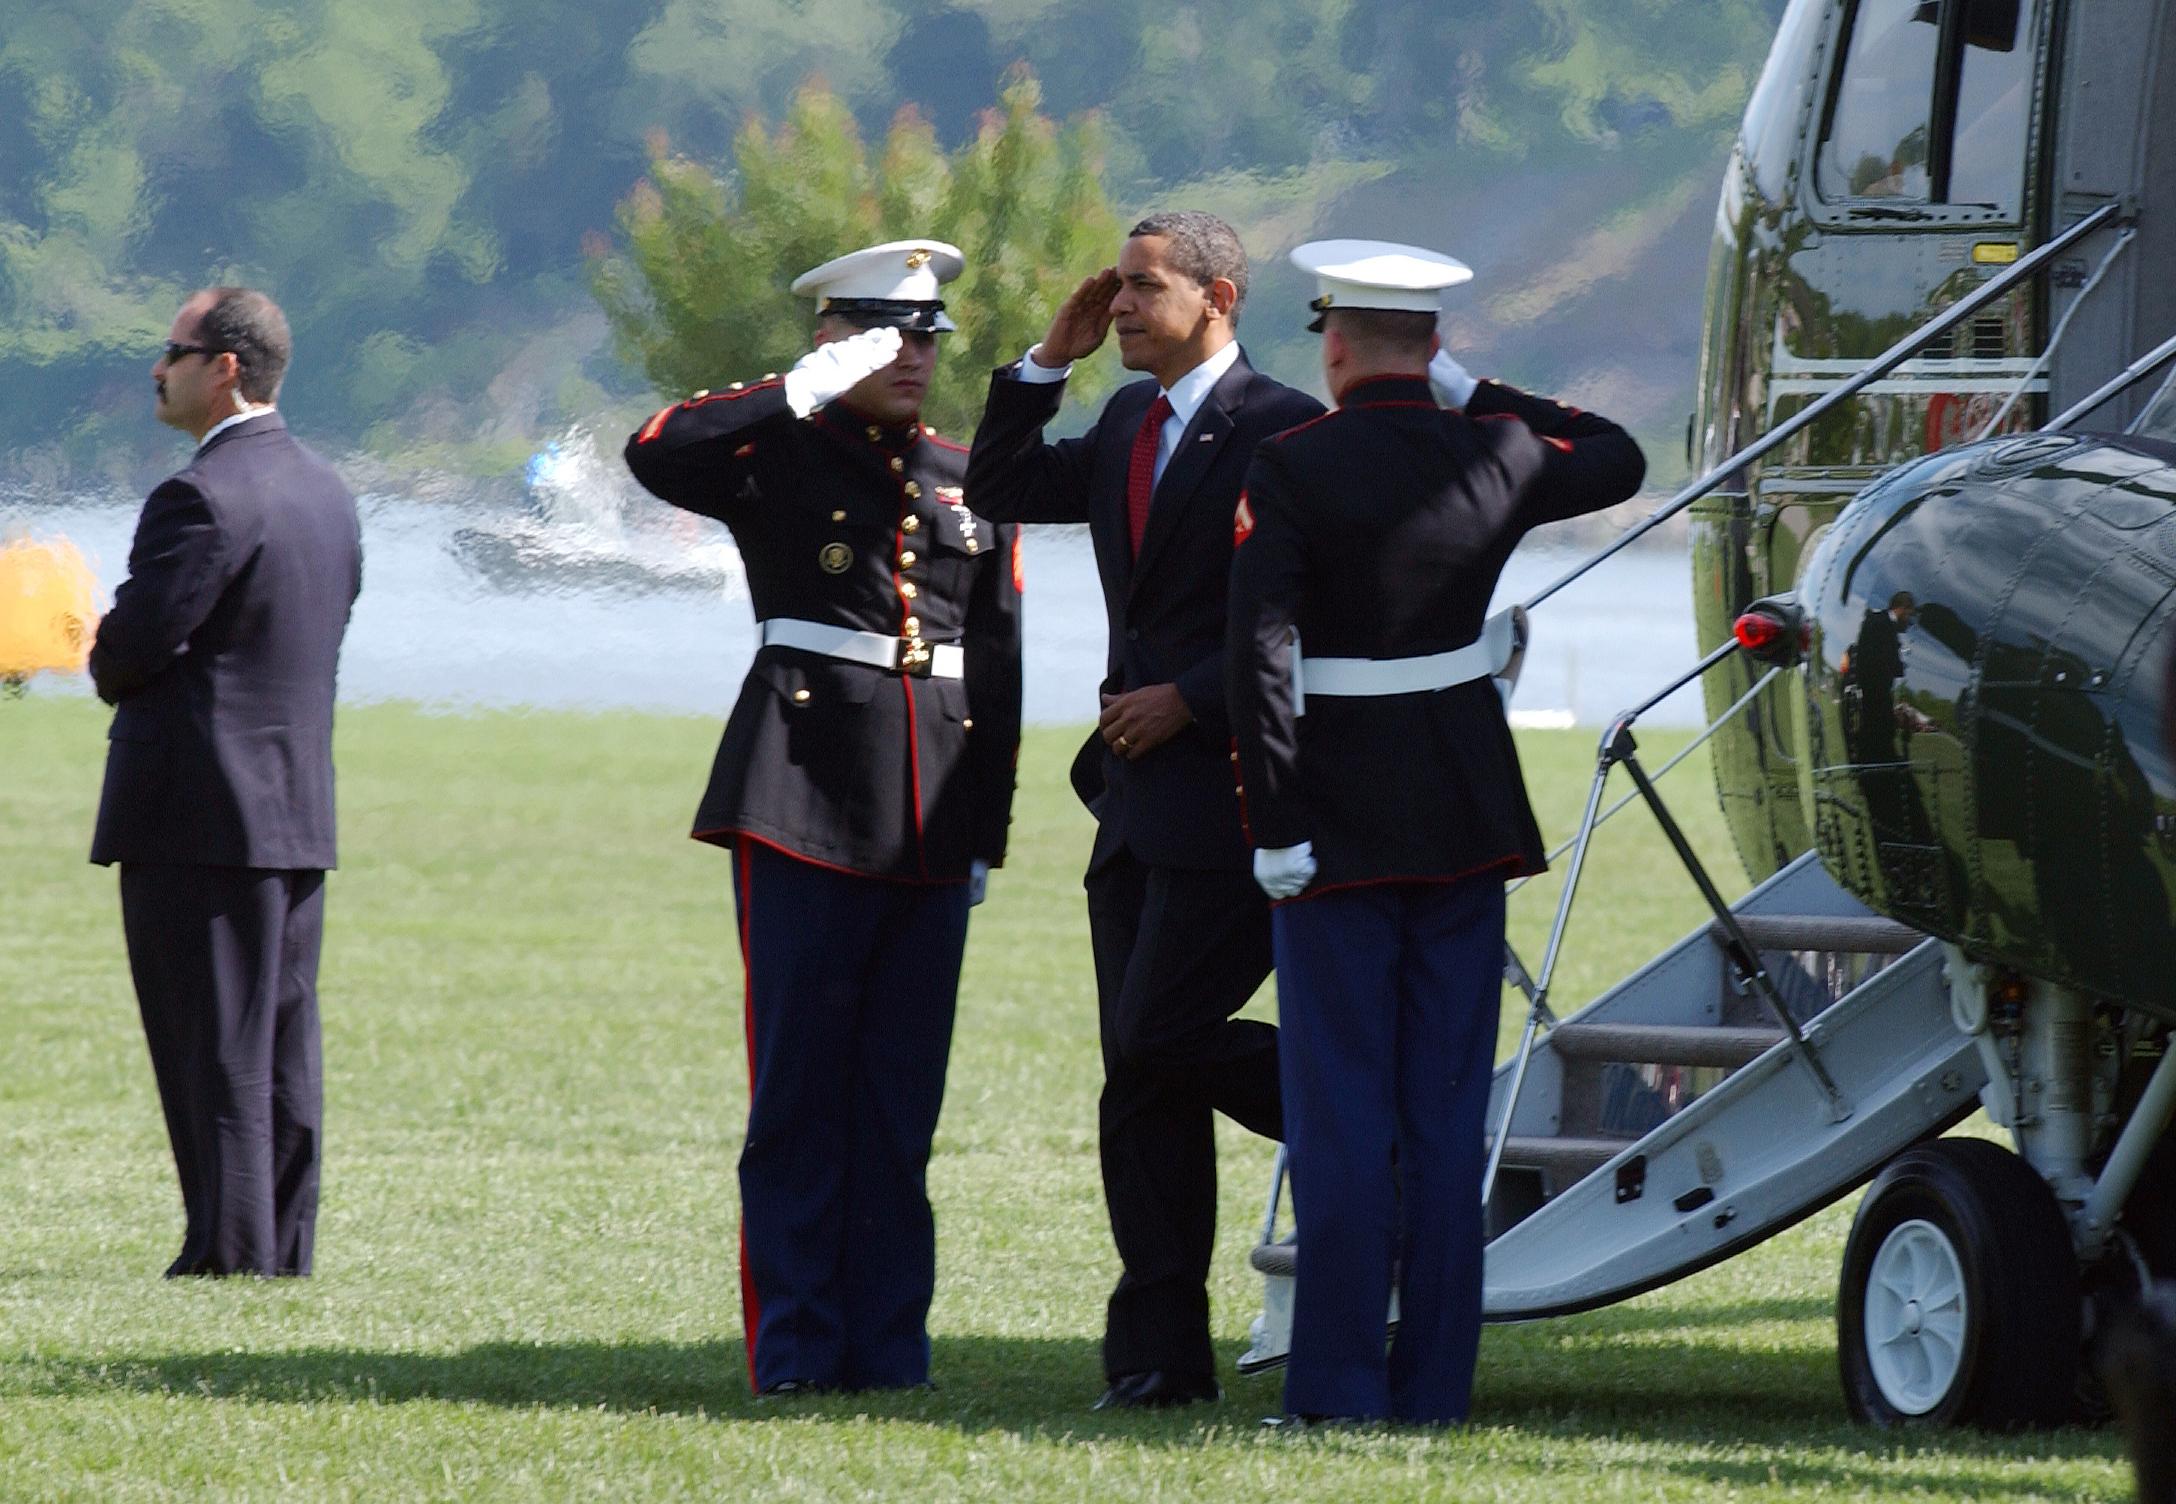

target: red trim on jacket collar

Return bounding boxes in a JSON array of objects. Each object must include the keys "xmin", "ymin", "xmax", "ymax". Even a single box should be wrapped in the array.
[
  {"xmin": 817, "ymin": 400, "xmax": 924, "ymax": 449},
  {"xmin": 1334, "ymin": 372, "xmax": 1435, "ymax": 407}
]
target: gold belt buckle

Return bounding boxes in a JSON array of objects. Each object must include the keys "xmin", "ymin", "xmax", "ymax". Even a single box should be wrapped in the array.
[{"xmin": 898, "ymin": 638, "xmax": 933, "ymax": 677}]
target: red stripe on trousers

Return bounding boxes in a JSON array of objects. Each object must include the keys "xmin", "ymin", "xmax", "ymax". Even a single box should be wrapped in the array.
[{"xmin": 735, "ymin": 840, "xmax": 762, "ymax": 1392}]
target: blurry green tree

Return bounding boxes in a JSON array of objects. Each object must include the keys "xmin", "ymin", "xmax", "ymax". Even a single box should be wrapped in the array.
[{"xmin": 587, "ymin": 70, "xmax": 1122, "ymax": 438}]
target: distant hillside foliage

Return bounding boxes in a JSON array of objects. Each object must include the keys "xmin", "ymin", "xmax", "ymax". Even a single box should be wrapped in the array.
[
  {"xmin": 589, "ymin": 74, "xmax": 1122, "ymax": 439},
  {"xmin": 0, "ymin": 0, "xmax": 1785, "ymax": 480}
]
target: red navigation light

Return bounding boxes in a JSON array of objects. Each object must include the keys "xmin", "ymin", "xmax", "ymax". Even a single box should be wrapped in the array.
[
  {"xmin": 1732, "ymin": 598, "xmax": 1805, "ymax": 665},
  {"xmin": 1733, "ymin": 610, "xmax": 1785, "ymax": 654}
]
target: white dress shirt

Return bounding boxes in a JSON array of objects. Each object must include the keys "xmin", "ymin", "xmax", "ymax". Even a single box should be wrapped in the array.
[
  {"xmin": 1018, "ymin": 339, "xmax": 1242, "ymax": 488},
  {"xmin": 198, "ymin": 403, "xmax": 278, "ymax": 452}
]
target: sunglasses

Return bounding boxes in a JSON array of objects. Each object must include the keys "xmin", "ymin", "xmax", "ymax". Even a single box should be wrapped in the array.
[{"xmin": 161, "ymin": 341, "xmax": 222, "ymax": 364}]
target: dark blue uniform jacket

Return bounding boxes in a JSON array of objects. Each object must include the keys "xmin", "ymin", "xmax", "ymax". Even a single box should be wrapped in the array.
[
  {"xmin": 1227, "ymin": 376, "xmax": 1646, "ymax": 893},
  {"xmin": 625, "ymin": 381, "xmax": 1022, "ymax": 882}
]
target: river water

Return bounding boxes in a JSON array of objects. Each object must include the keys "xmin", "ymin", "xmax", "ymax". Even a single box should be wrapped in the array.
[{"xmin": 2, "ymin": 434, "xmax": 1704, "ymax": 727}]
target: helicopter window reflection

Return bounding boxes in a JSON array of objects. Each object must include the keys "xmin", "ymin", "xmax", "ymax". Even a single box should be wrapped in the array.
[
  {"xmin": 1817, "ymin": 0, "xmax": 1939, "ymax": 202},
  {"xmin": 1948, "ymin": 0, "xmax": 2031, "ymax": 209}
]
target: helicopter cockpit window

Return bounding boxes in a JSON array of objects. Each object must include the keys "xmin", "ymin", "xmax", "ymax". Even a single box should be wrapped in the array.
[
  {"xmin": 1947, "ymin": 0, "xmax": 2032, "ymax": 209},
  {"xmin": 1815, "ymin": 0, "xmax": 2035, "ymax": 217},
  {"xmin": 1816, "ymin": 0, "xmax": 1939, "ymax": 201}
]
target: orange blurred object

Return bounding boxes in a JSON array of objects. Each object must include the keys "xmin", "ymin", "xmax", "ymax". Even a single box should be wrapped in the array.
[{"xmin": 0, "ymin": 535, "xmax": 101, "ymax": 683}]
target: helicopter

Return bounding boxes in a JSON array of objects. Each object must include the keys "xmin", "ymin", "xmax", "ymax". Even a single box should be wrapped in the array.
[{"xmin": 1242, "ymin": 0, "xmax": 2176, "ymax": 1430}]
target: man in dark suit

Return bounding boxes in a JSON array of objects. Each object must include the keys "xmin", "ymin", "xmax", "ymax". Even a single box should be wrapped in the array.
[
  {"xmin": 624, "ymin": 240, "xmax": 1022, "ymax": 1394},
  {"xmin": 90, "ymin": 286, "xmax": 363, "ymax": 1278},
  {"xmin": 1229, "ymin": 240, "xmax": 1645, "ymax": 1424},
  {"xmin": 968, "ymin": 211, "xmax": 1323, "ymax": 1409}
]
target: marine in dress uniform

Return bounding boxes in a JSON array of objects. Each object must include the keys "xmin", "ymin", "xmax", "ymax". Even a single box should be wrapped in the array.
[
  {"xmin": 967, "ymin": 212, "xmax": 1324, "ymax": 1409},
  {"xmin": 622, "ymin": 240, "xmax": 1023, "ymax": 1394},
  {"xmin": 1227, "ymin": 241, "xmax": 1646, "ymax": 1424}
]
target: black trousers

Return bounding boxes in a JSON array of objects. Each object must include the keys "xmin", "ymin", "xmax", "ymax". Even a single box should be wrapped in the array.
[
  {"xmin": 119, "ymin": 864, "xmax": 325, "ymax": 1277},
  {"xmin": 1086, "ymin": 840, "xmax": 1282, "ymax": 1379}
]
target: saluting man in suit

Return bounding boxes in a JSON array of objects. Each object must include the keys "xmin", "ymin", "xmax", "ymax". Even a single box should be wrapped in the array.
[
  {"xmin": 624, "ymin": 240, "xmax": 1023, "ymax": 1395},
  {"xmin": 968, "ymin": 211, "xmax": 1323, "ymax": 1410},
  {"xmin": 1228, "ymin": 241, "xmax": 1645, "ymax": 1425},
  {"xmin": 91, "ymin": 286, "xmax": 363, "ymax": 1278}
]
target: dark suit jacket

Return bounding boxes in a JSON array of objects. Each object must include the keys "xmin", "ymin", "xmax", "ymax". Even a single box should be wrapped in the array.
[
  {"xmin": 968, "ymin": 348, "xmax": 1323, "ymax": 872},
  {"xmin": 89, "ymin": 414, "xmax": 363, "ymax": 870},
  {"xmin": 1227, "ymin": 376, "xmax": 1646, "ymax": 892},
  {"xmin": 624, "ymin": 380, "xmax": 1023, "ymax": 881}
]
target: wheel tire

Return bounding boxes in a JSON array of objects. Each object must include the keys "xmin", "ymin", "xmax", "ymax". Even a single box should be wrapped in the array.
[{"xmin": 1838, "ymin": 1138, "xmax": 2079, "ymax": 1429}]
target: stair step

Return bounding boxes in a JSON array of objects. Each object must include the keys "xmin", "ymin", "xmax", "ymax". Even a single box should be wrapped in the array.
[
  {"xmin": 1495, "ymin": 1134, "xmax": 1632, "ymax": 1182},
  {"xmin": 1719, "ymin": 913, "xmax": 1923, "ymax": 955},
  {"xmin": 1550, "ymin": 1022, "xmax": 1785, "ymax": 1069}
]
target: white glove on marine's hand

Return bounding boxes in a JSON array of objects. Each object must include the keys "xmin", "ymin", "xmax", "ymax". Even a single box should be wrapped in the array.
[
  {"xmin": 1428, "ymin": 348, "xmax": 1478, "ymax": 410},
  {"xmin": 1252, "ymin": 842, "xmax": 1317, "ymax": 900},
  {"xmin": 969, "ymin": 859, "xmax": 990, "ymax": 907},
  {"xmin": 782, "ymin": 326, "xmax": 903, "ymax": 417}
]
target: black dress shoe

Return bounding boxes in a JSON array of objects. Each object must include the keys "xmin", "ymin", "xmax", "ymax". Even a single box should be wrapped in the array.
[{"xmin": 1094, "ymin": 1369, "xmax": 1221, "ymax": 1410}]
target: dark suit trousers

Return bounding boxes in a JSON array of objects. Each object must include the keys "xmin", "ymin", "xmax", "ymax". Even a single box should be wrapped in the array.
[
  {"xmin": 1086, "ymin": 841, "xmax": 1282, "ymax": 1379},
  {"xmin": 119, "ymin": 864, "xmax": 324, "ymax": 1277}
]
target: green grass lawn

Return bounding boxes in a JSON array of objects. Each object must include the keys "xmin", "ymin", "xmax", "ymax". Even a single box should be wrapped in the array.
[{"xmin": 0, "ymin": 696, "xmax": 2130, "ymax": 1501}]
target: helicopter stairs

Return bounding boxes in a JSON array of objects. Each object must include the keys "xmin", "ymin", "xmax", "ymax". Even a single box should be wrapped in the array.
[{"xmin": 1238, "ymin": 852, "xmax": 1988, "ymax": 1371}]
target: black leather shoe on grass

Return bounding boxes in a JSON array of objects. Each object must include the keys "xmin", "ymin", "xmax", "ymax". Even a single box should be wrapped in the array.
[{"xmin": 1093, "ymin": 1370, "xmax": 1221, "ymax": 1410}]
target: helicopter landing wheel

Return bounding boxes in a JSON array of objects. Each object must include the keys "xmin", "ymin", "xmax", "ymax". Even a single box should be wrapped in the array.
[{"xmin": 1838, "ymin": 1138, "xmax": 2078, "ymax": 1429}]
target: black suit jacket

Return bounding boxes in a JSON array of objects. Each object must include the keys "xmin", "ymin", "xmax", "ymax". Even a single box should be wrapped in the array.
[
  {"xmin": 968, "ymin": 349, "xmax": 1323, "ymax": 872},
  {"xmin": 89, "ymin": 414, "xmax": 364, "ymax": 870},
  {"xmin": 624, "ymin": 380, "xmax": 1022, "ymax": 881},
  {"xmin": 1227, "ymin": 376, "xmax": 1646, "ymax": 891}
]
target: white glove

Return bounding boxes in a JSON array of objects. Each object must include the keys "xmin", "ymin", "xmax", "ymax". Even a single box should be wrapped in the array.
[
  {"xmin": 969, "ymin": 859, "xmax": 990, "ymax": 907},
  {"xmin": 1252, "ymin": 842, "xmax": 1317, "ymax": 900},
  {"xmin": 782, "ymin": 326, "xmax": 903, "ymax": 417},
  {"xmin": 1428, "ymin": 348, "xmax": 1478, "ymax": 410}
]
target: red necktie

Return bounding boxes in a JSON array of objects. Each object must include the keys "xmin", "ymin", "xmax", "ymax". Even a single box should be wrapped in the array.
[{"xmin": 1126, "ymin": 393, "xmax": 1174, "ymax": 556}]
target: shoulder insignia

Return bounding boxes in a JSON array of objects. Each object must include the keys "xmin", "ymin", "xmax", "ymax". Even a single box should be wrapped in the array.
[{"xmin": 636, "ymin": 405, "xmax": 672, "ymax": 444}]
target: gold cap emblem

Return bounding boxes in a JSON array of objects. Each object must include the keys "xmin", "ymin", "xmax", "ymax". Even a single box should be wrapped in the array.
[{"xmin": 905, "ymin": 249, "xmax": 932, "ymax": 270}]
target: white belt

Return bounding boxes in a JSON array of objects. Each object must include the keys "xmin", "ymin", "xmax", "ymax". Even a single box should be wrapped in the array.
[
  {"xmin": 1294, "ymin": 606, "xmax": 1526, "ymax": 713},
  {"xmin": 759, "ymin": 618, "xmax": 964, "ymax": 679}
]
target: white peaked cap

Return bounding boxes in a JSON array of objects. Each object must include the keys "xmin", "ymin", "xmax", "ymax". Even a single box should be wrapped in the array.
[
  {"xmin": 1290, "ymin": 238, "xmax": 1473, "ymax": 327},
  {"xmin": 790, "ymin": 239, "xmax": 965, "ymax": 305}
]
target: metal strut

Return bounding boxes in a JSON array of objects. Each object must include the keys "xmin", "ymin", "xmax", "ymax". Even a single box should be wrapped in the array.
[{"xmin": 1479, "ymin": 638, "xmax": 1855, "ymax": 1207}]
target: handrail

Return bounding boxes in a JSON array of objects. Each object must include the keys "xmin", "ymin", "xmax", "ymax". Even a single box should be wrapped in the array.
[
  {"xmin": 2047, "ymin": 330, "xmax": 2176, "ymax": 432},
  {"xmin": 1521, "ymin": 200, "xmax": 2125, "ymax": 611}
]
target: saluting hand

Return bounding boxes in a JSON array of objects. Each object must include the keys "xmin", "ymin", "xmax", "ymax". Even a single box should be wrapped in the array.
[
  {"xmin": 1098, "ymin": 683, "xmax": 1192, "ymax": 760},
  {"xmin": 1034, "ymin": 269, "xmax": 1121, "ymax": 368},
  {"xmin": 784, "ymin": 325, "xmax": 903, "ymax": 417}
]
